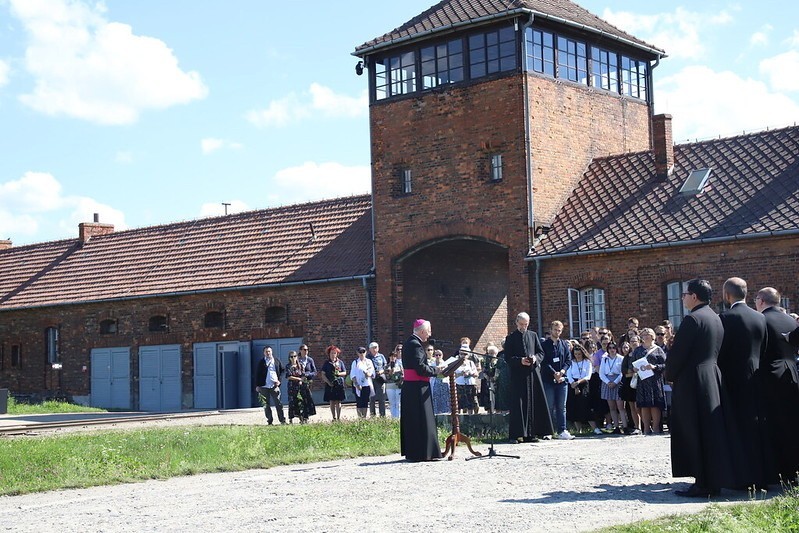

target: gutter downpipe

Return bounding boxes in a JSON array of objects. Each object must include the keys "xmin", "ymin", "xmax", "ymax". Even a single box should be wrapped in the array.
[
  {"xmin": 523, "ymin": 13, "xmax": 535, "ymax": 251},
  {"xmin": 363, "ymin": 276, "xmax": 372, "ymax": 344}
]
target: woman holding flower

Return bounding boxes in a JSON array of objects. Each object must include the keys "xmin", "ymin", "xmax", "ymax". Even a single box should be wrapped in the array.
[{"xmin": 285, "ymin": 350, "xmax": 316, "ymax": 424}]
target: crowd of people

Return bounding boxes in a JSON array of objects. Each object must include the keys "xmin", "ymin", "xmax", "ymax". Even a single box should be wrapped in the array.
[{"xmin": 255, "ymin": 278, "xmax": 799, "ymax": 490}]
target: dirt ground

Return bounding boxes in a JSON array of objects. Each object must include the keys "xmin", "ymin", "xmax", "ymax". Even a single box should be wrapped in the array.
[{"xmin": 0, "ymin": 408, "xmax": 767, "ymax": 532}]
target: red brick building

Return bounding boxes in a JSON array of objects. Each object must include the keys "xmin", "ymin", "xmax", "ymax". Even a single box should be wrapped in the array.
[{"xmin": 1, "ymin": 0, "xmax": 797, "ymax": 409}]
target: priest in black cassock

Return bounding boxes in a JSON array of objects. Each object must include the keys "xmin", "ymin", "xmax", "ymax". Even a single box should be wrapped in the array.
[
  {"xmin": 666, "ymin": 279, "xmax": 740, "ymax": 497},
  {"xmin": 755, "ymin": 287, "xmax": 799, "ymax": 485},
  {"xmin": 401, "ymin": 319, "xmax": 443, "ymax": 462},
  {"xmin": 503, "ymin": 312, "xmax": 553, "ymax": 443},
  {"xmin": 718, "ymin": 277, "xmax": 770, "ymax": 489}
]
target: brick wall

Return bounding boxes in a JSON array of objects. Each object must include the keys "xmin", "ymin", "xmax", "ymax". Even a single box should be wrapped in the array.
[
  {"xmin": 532, "ymin": 235, "xmax": 799, "ymax": 337},
  {"xmin": 370, "ymin": 72, "xmax": 653, "ymax": 345},
  {"xmin": 0, "ymin": 280, "xmax": 372, "ymax": 404},
  {"xmin": 527, "ymin": 75, "xmax": 652, "ymax": 225}
]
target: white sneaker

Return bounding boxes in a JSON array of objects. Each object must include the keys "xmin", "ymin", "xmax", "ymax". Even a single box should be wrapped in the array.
[
  {"xmin": 593, "ymin": 428, "xmax": 603, "ymax": 435},
  {"xmin": 558, "ymin": 430, "xmax": 575, "ymax": 440}
]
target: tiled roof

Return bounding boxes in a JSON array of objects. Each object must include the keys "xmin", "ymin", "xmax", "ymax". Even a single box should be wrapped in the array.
[
  {"xmin": 0, "ymin": 195, "xmax": 373, "ymax": 310},
  {"xmin": 355, "ymin": 0, "xmax": 662, "ymax": 56},
  {"xmin": 532, "ymin": 126, "xmax": 799, "ymax": 257}
]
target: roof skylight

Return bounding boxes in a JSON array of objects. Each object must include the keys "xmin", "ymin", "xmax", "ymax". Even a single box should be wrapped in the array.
[{"xmin": 678, "ymin": 168, "xmax": 712, "ymax": 196}]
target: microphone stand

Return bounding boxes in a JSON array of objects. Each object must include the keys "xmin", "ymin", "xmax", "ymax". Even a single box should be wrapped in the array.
[{"xmin": 460, "ymin": 349, "xmax": 519, "ymax": 461}]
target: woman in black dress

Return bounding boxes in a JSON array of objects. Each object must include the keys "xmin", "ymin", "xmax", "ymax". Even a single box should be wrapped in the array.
[
  {"xmin": 566, "ymin": 341, "xmax": 596, "ymax": 434},
  {"xmin": 285, "ymin": 350, "xmax": 316, "ymax": 424},
  {"xmin": 633, "ymin": 328, "xmax": 666, "ymax": 435},
  {"xmin": 619, "ymin": 338, "xmax": 641, "ymax": 434},
  {"xmin": 321, "ymin": 345, "xmax": 347, "ymax": 421}
]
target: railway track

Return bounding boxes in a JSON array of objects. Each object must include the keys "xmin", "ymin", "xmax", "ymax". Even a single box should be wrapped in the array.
[{"xmin": 0, "ymin": 410, "xmax": 226, "ymax": 437}]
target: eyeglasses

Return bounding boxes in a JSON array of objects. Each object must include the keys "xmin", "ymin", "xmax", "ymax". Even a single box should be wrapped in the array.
[
  {"xmin": 300, "ymin": 348, "xmax": 308, "ymax": 351},
  {"xmin": 656, "ymin": 333, "xmax": 665, "ymax": 337},
  {"xmin": 682, "ymin": 292, "xmax": 692, "ymax": 297},
  {"xmin": 426, "ymin": 348, "xmax": 434, "ymax": 352}
]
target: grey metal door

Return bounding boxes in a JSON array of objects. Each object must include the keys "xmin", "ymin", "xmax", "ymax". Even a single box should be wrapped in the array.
[
  {"xmin": 218, "ymin": 345, "xmax": 238, "ymax": 409},
  {"xmin": 90, "ymin": 347, "xmax": 131, "ymax": 409},
  {"xmin": 193, "ymin": 343, "xmax": 218, "ymax": 408},
  {"xmin": 139, "ymin": 344, "xmax": 181, "ymax": 411}
]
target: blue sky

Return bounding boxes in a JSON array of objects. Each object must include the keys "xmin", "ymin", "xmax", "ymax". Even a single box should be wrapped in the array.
[{"xmin": 1, "ymin": 0, "xmax": 797, "ymax": 246}]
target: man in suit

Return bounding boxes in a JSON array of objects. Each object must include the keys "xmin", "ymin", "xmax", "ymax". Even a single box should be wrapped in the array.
[
  {"xmin": 755, "ymin": 287, "xmax": 799, "ymax": 485},
  {"xmin": 718, "ymin": 277, "xmax": 769, "ymax": 489},
  {"xmin": 666, "ymin": 279, "xmax": 739, "ymax": 497},
  {"xmin": 503, "ymin": 312, "xmax": 553, "ymax": 443},
  {"xmin": 255, "ymin": 346, "xmax": 286, "ymax": 425}
]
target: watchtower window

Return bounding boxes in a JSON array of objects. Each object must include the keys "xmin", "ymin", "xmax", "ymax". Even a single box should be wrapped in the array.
[
  {"xmin": 401, "ymin": 168, "xmax": 412, "ymax": 195},
  {"xmin": 557, "ymin": 36, "xmax": 588, "ymax": 84},
  {"xmin": 421, "ymin": 38, "xmax": 464, "ymax": 89},
  {"xmin": 526, "ymin": 28, "xmax": 555, "ymax": 76},
  {"xmin": 591, "ymin": 46, "xmax": 618, "ymax": 91},
  {"xmin": 469, "ymin": 26, "xmax": 517, "ymax": 79},
  {"xmin": 490, "ymin": 154, "xmax": 503, "ymax": 182}
]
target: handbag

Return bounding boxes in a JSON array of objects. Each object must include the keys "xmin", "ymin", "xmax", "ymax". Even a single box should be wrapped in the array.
[{"xmin": 630, "ymin": 374, "xmax": 639, "ymax": 389}]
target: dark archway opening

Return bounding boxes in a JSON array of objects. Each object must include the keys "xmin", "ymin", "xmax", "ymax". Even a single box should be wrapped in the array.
[{"xmin": 399, "ymin": 239, "xmax": 508, "ymax": 352}]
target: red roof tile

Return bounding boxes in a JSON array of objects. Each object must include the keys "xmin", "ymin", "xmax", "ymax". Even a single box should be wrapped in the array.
[
  {"xmin": 532, "ymin": 126, "xmax": 799, "ymax": 257},
  {"xmin": 0, "ymin": 195, "xmax": 373, "ymax": 310},
  {"xmin": 355, "ymin": 0, "xmax": 663, "ymax": 56}
]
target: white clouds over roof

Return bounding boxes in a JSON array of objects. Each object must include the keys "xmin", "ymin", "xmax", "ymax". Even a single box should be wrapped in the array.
[
  {"xmin": 0, "ymin": 171, "xmax": 127, "ymax": 240},
  {"xmin": 245, "ymin": 83, "xmax": 367, "ymax": 128},
  {"xmin": 601, "ymin": 6, "xmax": 733, "ymax": 60},
  {"xmin": 760, "ymin": 50, "xmax": 799, "ymax": 92},
  {"xmin": 265, "ymin": 162, "xmax": 370, "ymax": 205},
  {"xmin": 9, "ymin": 0, "xmax": 207, "ymax": 125},
  {"xmin": 655, "ymin": 65, "xmax": 799, "ymax": 141},
  {"xmin": 201, "ymin": 138, "xmax": 243, "ymax": 155}
]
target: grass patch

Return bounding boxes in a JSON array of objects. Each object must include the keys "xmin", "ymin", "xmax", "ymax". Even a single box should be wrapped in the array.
[
  {"xmin": 0, "ymin": 418, "xmax": 400, "ymax": 496},
  {"xmin": 5, "ymin": 397, "xmax": 107, "ymax": 415},
  {"xmin": 603, "ymin": 486, "xmax": 799, "ymax": 532}
]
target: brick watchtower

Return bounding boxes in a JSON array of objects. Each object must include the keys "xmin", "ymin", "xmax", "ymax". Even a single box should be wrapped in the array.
[{"xmin": 354, "ymin": 0, "xmax": 663, "ymax": 347}]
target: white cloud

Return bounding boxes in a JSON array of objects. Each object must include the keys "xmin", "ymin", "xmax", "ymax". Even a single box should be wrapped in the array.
[
  {"xmin": 0, "ymin": 171, "xmax": 127, "ymax": 242},
  {"xmin": 789, "ymin": 30, "xmax": 799, "ymax": 48},
  {"xmin": 0, "ymin": 60, "xmax": 9, "ymax": 87},
  {"xmin": 265, "ymin": 162, "xmax": 370, "ymax": 205},
  {"xmin": 245, "ymin": 83, "xmax": 368, "ymax": 128},
  {"xmin": 760, "ymin": 50, "xmax": 799, "ymax": 92},
  {"xmin": 655, "ymin": 65, "xmax": 799, "ymax": 141},
  {"xmin": 602, "ymin": 7, "xmax": 732, "ymax": 59},
  {"xmin": 199, "ymin": 200, "xmax": 250, "ymax": 217},
  {"xmin": 115, "ymin": 150, "xmax": 133, "ymax": 164},
  {"xmin": 9, "ymin": 0, "xmax": 208, "ymax": 125},
  {"xmin": 749, "ymin": 24, "xmax": 772, "ymax": 47},
  {"xmin": 201, "ymin": 138, "xmax": 243, "ymax": 155}
]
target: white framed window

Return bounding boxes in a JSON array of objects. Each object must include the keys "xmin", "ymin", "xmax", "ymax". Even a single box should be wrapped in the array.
[
  {"xmin": 567, "ymin": 287, "xmax": 606, "ymax": 338},
  {"xmin": 490, "ymin": 154, "xmax": 503, "ymax": 181},
  {"xmin": 401, "ymin": 168, "xmax": 412, "ymax": 194},
  {"xmin": 666, "ymin": 281, "xmax": 687, "ymax": 329}
]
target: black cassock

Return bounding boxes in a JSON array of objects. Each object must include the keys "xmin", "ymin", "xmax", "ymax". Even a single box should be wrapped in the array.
[
  {"xmin": 503, "ymin": 328, "xmax": 554, "ymax": 441},
  {"xmin": 718, "ymin": 302, "xmax": 770, "ymax": 487},
  {"xmin": 666, "ymin": 303, "xmax": 742, "ymax": 490},
  {"xmin": 400, "ymin": 334, "xmax": 442, "ymax": 462},
  {"xmin": 761, "ymin": 307, "xmax": 799, "ymax": 483}
]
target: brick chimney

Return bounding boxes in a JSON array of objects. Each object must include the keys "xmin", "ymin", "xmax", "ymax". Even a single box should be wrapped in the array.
[
  {"xmin": 0, "ymin": 239, "xmax": 11, "ymax": 250},
  {"xmin": 79, "ymin": 213, "xmax": 114, "ymax": 243},
  {"xmin": 653, "ymin": 114, "xmax": 674, "ymax": 181}
]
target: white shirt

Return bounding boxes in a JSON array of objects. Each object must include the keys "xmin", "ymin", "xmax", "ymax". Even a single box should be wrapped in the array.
[
  {"xmin": 599, "ymin": 354, "xmax": 623, "ymax": 384},
  {"xmin": 350, "ymin": 358, "xmax": 375, "ymax": 388},
  {"xmin": 263, "ymin": 357, "xmax": 278, "ymax": 388},
  {"xmin": 566, "ymin": 359, "xmax": 592, "ymax": 383}
]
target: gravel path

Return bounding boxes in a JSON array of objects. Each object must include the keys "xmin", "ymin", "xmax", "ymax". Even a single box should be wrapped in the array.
[{"xmin": 0, "ymin": 409, "xmax": 761, "ymax": 532}]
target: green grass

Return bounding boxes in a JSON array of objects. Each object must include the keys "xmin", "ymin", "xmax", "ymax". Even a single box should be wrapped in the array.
[
  {"xmin": 0, "ymin": 418, "xmax": 400, "ymax": 496},
  {"xmin": 5, "ymin": 397, "xmax": 107, "ymax": 415},
  {"xmin": 603, "ymin": 487, "xmax": 799, "ymax": 532}
]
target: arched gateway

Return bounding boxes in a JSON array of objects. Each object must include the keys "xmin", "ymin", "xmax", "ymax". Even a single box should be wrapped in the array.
[{"xmin": 394, "ymin": 237, "xmax": 509, "ymax": 351}]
